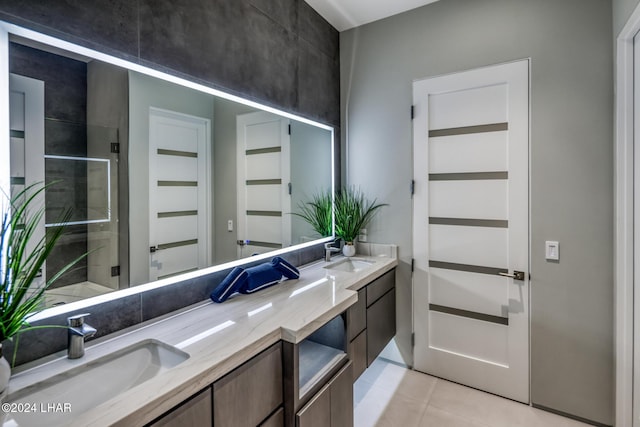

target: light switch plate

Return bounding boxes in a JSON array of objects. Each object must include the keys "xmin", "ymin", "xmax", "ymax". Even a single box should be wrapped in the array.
[{"xmin": 545, "ymin": 241, "xmax": 559, "ymax": 261}]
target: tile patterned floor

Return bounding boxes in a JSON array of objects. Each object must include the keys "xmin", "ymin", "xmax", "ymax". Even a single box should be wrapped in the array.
[{"xmin": 354, "ymin": 359, "xmax": 592, "ymax": 427}]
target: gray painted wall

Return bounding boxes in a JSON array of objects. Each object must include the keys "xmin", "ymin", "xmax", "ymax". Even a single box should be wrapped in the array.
[
  {"xmin": 290, "ymin": 122, "xmax": 333, "ymax": 243},
  {"xmin": 341, "ymin": 0, "xmax": 613, "ymax": 424},
  {"xmin": 614, "ymin": 0, "xmax": 640, "ymax": 35},
  {"xmin": 128, "ymin": 71, "xmax": 215, "ymax": 286}
]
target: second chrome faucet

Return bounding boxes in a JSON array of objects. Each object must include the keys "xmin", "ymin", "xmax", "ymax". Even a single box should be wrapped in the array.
[{"xmin": 324, "ymin": 239, "xmax": 341, "ymax": 262}]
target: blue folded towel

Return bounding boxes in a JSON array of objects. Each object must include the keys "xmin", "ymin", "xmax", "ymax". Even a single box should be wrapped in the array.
[
  {"xmin": 210, "ymin": 267, "xmax": 248, "ymax": 303},
  {"xmin": 241, "ymin": 263, "xmax": 283, "ymax": 294},
  {"xmin": 271, "ymin": 256, "xmax": 300, "ymax": 279},
  {"xmin": 210, "ymin": 257, "xmax": 301, "ymax": 303}
]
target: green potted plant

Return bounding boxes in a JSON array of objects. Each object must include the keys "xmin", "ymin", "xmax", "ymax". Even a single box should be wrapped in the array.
[
  {"xmin": 334, "ymin": 187, "xmax": 387, "ymax": 257},
  {"xmin": 291, "ymin": 190, "xmax": 333, "ymax": 238},
  {"xmin": 0, "ymin": 183, "xmax": 84, "ymax": 393}
]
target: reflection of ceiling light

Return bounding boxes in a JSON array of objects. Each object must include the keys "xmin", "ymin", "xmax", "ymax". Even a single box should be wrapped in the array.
[
  {"xmin": 175, "ymin": 320, "xmax": 235, "ymax": 349},
  {"xmin": 248, "ymin": 303, "xmax": 273, "ymax": 317},
  {"xmin": 289, "ymin": 278, "xmax": 329, "ymax": 298}
]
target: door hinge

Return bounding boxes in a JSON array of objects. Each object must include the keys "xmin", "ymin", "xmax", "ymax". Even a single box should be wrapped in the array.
[
  {"xmin": 110, "ymin": 142, "xmax": 120, "ymax": 154},
  {"xmin": 111, "ymin": 266, "xmax": 120, "ymax": 277},
  {"xmin": 411, "ymin": 333, "xmax": 415, "ymax": 347},
  {"xmin": 288, "ymin": 124, "xmax": 291, "ymax": 135},
  {"xmin": 411, "ymin": 105, "xmax": 415, "ymax": 120},
  {"xmin": 411, "ymin": 258, "xmax": 415, "ymax": 272},
  {"xmin": 288, "ymin": 182, "xmax": 292, "ymax": 195},
  {"xmin": 410, "ymin": 180, "xmax": 415, "ymax": 197}
]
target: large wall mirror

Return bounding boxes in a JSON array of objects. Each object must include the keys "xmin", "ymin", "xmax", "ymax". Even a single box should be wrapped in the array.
[{"xmin": 0, "ymin": 23, "xmax": 334, "ymax": 309}]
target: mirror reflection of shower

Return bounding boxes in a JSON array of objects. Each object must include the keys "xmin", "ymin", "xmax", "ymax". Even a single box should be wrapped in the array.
[
  {"xmin": 9, "ymin": 42, "xmax": 121, "ymax": 307},
  {"xmin": 43, "ymin": 128, "xmax": 119, "ymax": 307}
]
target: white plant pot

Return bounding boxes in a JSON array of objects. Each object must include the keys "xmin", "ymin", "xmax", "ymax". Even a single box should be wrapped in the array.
[
  {"xmin": 342, "ymin": 242, "xmax": 356, "ymax": 257},
  {"xmin": 0, "ymin": 345, "xmax": 10, "ymax": 394}
]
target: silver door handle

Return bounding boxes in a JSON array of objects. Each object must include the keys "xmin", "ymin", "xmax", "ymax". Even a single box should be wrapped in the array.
[{"xmin": 499, "ymin": 270, "xmax": 525, "ymax": 280}]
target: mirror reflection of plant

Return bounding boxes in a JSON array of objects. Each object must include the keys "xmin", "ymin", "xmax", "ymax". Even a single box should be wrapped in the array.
[
  {"xmin": 1, "ymin": 183, "xmax": 87, "ymax": 365},
  {"xmin": 334, "ymin": 186, "xmax": 387, "ymax": 243},
  {"xmin": 292, "ymin": 190, "xmax": 333, "ymax": 238}
]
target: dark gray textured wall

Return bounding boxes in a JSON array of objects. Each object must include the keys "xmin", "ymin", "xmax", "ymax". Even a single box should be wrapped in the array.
[{"xmin": 0, "ymin": 0, "xmax": 340, "ymax": 127}]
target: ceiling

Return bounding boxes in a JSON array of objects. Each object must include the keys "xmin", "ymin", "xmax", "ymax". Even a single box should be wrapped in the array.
[{"xmin": 305, "ymin": 0, "xmax": 440, "ymax": 32}]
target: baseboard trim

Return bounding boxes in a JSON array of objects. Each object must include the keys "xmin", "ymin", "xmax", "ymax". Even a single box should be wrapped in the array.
[{"xmin": 531, "ymin": 403, "xmax": 611, "ymax": 427}]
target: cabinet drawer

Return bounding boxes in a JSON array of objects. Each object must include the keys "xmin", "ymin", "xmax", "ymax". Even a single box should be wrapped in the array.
[
  {"xmin": 348, "ymin": 330, "xmax": 367, "ymax": 382},
  {"xmin": 347, "ymin": 288, "xmax": 366, "ymax": 341},
  {"xmin": 296, "ymin": 361, "xmax": 353, "ymax": 427},
  {"xmin": 260, "ymin": 407, "xmax": 284, "ymax": 427},
  {"xmin": 148, "ymin": 387, "xmax": 212, "ymax": 427},
  {"xmin": 296, "ymin": 380, "xmax": 331, "ymax": 427},
  {"xmin": 330, "ymin": 362, "xmax": 353, "ymax": 427},
  {"xmin": 214, "ymin": 342, "xmax": 283, "ymax": 426},
  {"xmin": 367, "ymin": 288, "xmax": 396, "ymax": 366},
  {"xmin": 366, "ymin": 269, "xmax": 395, "ymax": 307}
]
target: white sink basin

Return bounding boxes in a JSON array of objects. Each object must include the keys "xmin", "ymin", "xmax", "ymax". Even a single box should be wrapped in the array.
[
  {"xmin": 324, "ymin": 258, "xmax": 375, "ymax": 273},
  {"xmin": 5, "ymin": 339, "xmax": 189, "ymax": 427}
]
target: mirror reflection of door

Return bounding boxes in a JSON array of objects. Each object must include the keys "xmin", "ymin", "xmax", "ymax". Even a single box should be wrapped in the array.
[
  {"xmin": 148, "ymin": 108, "xmax": 211, "ymax": 281},
  {"xmin": 236, "ymin": 111, "xmax": 291, "ymax": 258}
]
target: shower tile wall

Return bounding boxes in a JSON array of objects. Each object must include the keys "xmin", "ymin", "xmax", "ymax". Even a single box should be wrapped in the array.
[{"xmin": 9, "ymin": 43, "xmax": 88, "ymax": 288}]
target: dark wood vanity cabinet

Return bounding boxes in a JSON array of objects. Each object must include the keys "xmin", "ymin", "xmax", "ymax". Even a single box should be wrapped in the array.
[
  {"xmin": 147, "ymin": 268, "xmax": 395, "ymax": 427},
  {"xmin": 260, "ymin": 407, "xmax": 285, "ymax": 427},
  {"xmin": 347, "ymin": 288, "xmax": 367, "ymax": 380},
  {"xmin": 296, "ymin": 362, "xmax": 353, "ymax": 427},
  {"xmin": 148, "ymin": 342, "xmax": 283, "ymax": 427},
  {"xmin": 347, "ymin": 268, "xmax": 396, "ymax": 381},
  {"xmin": 148, "ymin": 387, "xmax": 213, "ymax": 427},
  {"xmin": 214, "ymin": 342, "xmax": 283, "ymax": 426}
]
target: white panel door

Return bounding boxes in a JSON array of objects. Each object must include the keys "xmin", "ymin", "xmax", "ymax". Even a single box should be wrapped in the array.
[
  {"xmin": 9, "ymin": 74, "xmax": 45, "ymax": 289},
  {"xmin": 413, "ymin": 60, "xmax": 530, "ymax": 403},
  {"xmin": 236, "ymin": 111, "xmax": 291, "ymax": 258},
  {"xmin": 148, "ymin": 108, "xmax": 211, "ymax": 281}
]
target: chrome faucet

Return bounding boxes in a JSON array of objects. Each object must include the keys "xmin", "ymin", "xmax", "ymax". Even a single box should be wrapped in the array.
[
  {"xmin": 324, "ymin": 239, "xmax": 341, "ymax": 262},
  {"xmin": 67, "ymin": 313, "xmax": 97, "ymax": 359}
]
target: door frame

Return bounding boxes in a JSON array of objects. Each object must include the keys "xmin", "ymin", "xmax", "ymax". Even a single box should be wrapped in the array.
[
  {"xmin": 615, "ymin": 4, "xmax": 640, "ymax": 427},
  {"xmin": 411, "ymin": 58, "xmax": 532, "ymax": 402}
]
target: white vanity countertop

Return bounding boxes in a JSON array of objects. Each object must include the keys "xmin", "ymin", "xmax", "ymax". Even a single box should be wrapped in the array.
[{"xmin": 4, "ymin": 250, "xmax": 397, "ymax": 427}]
